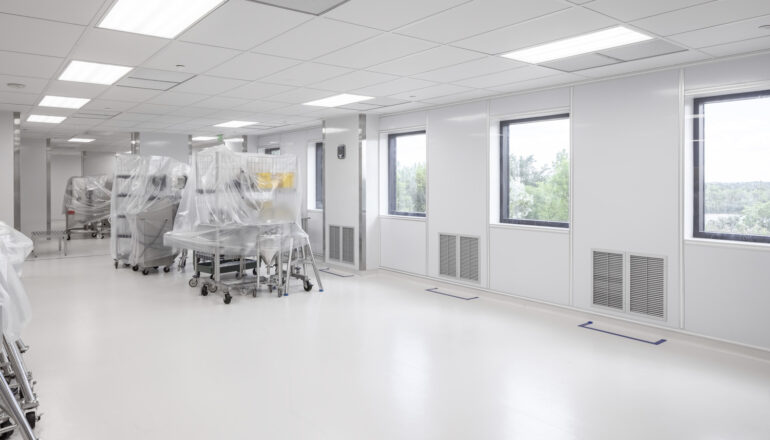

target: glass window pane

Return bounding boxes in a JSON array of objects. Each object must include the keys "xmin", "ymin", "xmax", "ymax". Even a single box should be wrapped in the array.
[
  {"xmin": 391, "ymin": 132, "xmax": 426, "ymax": 215},
  {"xmin": 505, "ymin": 117, "xmax": 570, "ymax": 224},
  {"xmin": 702, "ymin": 96, "xmax": 770, "ymax": 238}
]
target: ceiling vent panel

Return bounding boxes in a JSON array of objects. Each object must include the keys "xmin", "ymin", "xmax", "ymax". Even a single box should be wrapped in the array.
[
  {"xmin": 246, "ymin": 0, "xmax": 350, "ymax": 15},
  {"xmin": 541, "ymin": 53, "xmax": 620, "ymax": 72},
  {"xmin": 116, "ymin": 78, "xmax": 179, "ymax": 91},
  {"xmin": 598, "ymin": 39, "xmax": 686, "ymax": 62}
]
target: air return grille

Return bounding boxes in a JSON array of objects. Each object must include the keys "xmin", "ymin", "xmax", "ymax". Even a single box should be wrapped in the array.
[
  {"xmin": 459, "ymin": 236, "xmax": 479, "ymax": 281},
  {"xmin": 592, "ymin": 251, "xmax": 624, "ymax": 310},
  {"xmin": 329, "ymin": 225, "xmax": 340, "ymax": 261},
  {"xmin": 342, "ymin": 227, "xmax": 355, "ymax": 264},
  {"xmin": 630, "ymin": 255, "xmax": 665, "ymax": 318},
  {"xmin": 439, "ymin": 234, "xmax": 456, "ymax": 277},
  {"xmin": 439, "ymin": 234, "xmax": 479, "ymax": 282}
]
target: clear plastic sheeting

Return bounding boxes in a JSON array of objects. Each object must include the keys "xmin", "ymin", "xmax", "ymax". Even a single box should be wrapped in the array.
[
  {"xmin": 0, "ymin": 222, "xmax": 33, "ymax": 340},
  {"xmin": 164, "ymin": 145, "xmax": 304, "ymax": 255},
  {"xmin": 110, "ymin": 154, "xmax": 189, "ymax": 268},
  {"xmin": 62, "ymin": 174, "xmax": 113, "ymax": 229}
]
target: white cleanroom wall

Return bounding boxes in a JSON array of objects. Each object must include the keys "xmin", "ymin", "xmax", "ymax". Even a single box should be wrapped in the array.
[
  {"xmin": 139, "ymin": 132, "xmax": 189, "ymax": 163},
  {"xmin": 49, "ymin": 152, "xmax": 82, "ymax": 230},
  {"xmin": 83, "ymin": 152, "xmax": 116, "ymax": 177},
  {"xmin": 19, "ymin": 138, "xmax": 47, "ymax": 236},
  {"xmin": 0, "ymin": 112, "xmax": 14, "ymax": 226}
]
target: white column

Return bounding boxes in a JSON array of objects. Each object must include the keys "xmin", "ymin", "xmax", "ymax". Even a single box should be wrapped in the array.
[
  {"xmin": 19, "ymin": 137, "xmax": 47, "ymax": 236},
  {"xmin": 0, "ymin": 112, "xmax": 15, "ymax": 226}
]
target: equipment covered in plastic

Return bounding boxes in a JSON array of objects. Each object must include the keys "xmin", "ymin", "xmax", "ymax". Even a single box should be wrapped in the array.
[
  {"xmin": 110, "ymin": 154, "xmax": 188, "ymax": 271},
  {"xmin": 62, "ymin": 174, "xmax": 113, "ymax": 239},
  {"xmin": 0, "ymin": 222, "xmax": 33, "ymax": 341},
  {"xmin": 164, "ymin": 145, "xmax": 303, "ymax": 255}
]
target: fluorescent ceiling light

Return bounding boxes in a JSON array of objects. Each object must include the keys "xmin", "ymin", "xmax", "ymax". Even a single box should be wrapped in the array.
[
  {"xmin": 39, "ymin": 95, "xmax": 90, "ymax": 109},
  {"xmin": 192, "ymin": 136, "xmax": 217, "ymax": 141},
  {"xmin": 68, "ymin": 138, "xmax": 95, "ymax": 143},
  {"xmin": 501, "ymin": 26, "xmax": 652, "ymax": 64},
  {"xmin": 303, "ymin": 93, "xmax": 373, "ymax": 107},
  {"xmin": 215, "ymin": 121, "xmax": 257, "ymax": 128},
  {"xmin": 224, "ymin": 137, "xmax": 244, "ymax": 142},
  {"xmin": 99, "ymin": 0, "xmax": 225, "ymax": 39},
  {"xmin": 59, "ymin": 60, "xmax": 133, "ymax": 85},
  {"xmin": 27, "ymin": 115, "xmax": 66, "ymax": 124}
]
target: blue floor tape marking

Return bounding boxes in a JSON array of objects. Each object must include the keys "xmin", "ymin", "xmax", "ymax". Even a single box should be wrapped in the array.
[
  {"xmin": 319, "ymin": 268, "xmax": 354, "ymax": 278},
  {"xmin": 579, "ymin": 321, "xmax": 666, "ymax": 345},
  {"xmin": 425, "ymin": 287, "xmax": 478, "ymax": 301}
]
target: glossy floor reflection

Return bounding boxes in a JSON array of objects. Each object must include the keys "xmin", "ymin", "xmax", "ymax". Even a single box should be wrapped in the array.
[{"xmin": 18, "ymin": 254, "xmax": 770, "ymax": 440}]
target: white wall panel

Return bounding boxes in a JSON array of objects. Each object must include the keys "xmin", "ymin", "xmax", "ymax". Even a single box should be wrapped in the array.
[
  {"xmin": 83, "ymin": 152, "xmax": 115, "ymax": 177},
  {"xmin": 49, "ymin": 153, "xmax": 82, "ymax": 229},
  {"xmin": 324, "ymin": 115, "xmax": 360, "ymax": 266},
  {"xmin": 20, "ymin": 137, "xmax": 46, "ymax": 236},
  {"xmin": 489, "ymin": 87, "xmax": 570, "ymax": 117},
  {"xmin": 684, "ymin": 52, "xmax": 770, "ymax": 92},
  {"xmin": 684, "ymin": 242, "xmax": 770, "ymax": 349},
  {"xmin": 489, "ymin": 226, "xmax": 570, "ymax": 305},
  {"xmin": 380, "ymin": 217, "xmax": 427, "ymax": 275},
  {"xmin": 379, "ymin": 111, "xmax": 426, "ymax": 132},
  {"xmin": 426, "ymin": 101, "xmax": 489, "ymax": 285},
  {"xmin": 140, "ymin": 132, "xmax": 189, "ymax": 163},
  {"xmin": 572, "ymin": 70, "xmax": 681, "ymax": 327},
  {"xmin": 0, "ymin": 113, "xmax": 13, "ymax": 226}
]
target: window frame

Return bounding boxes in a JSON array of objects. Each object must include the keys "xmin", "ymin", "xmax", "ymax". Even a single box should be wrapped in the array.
[
  {"xmin": 499, "ymin": 113, "xmax": 570, "ymax": 228},
  {"xmin": 314, "ymin": 142, "xmax": 323, "ymax": 210},
  {"xmin": 693, "ymin": 89, "xmax": 770, "ymax": 244},
  {"xmin": 388, "ymin": 130, "xmax": 427, "ymax": 217}
]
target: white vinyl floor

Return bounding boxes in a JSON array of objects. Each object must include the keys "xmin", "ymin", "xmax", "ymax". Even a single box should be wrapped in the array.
[{"xmin": 16, "ymin": 252, "xmax": 770, "ymax": 440}]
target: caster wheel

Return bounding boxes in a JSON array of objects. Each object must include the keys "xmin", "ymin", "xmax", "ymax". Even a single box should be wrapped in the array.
[
  {"xmin": 91, "ymin": 232, "xmax": 97, "ymax": 238},
  {"xmin": 268, "ymin": 285, "xmax": 273, "ymax": 293},
  {"xmin": 0, "ymin": 420, "xmax": 12, "ymax": 440},
  {"xmin": 124, "ymin": 263, "xmax": 130, "ymax": 268},
  {"xmin": 114, "ymin": 261, "xmax": 118, "ymax": 269},
  {"xmin": 25, "ymin": 412, "xmax": 36, "ymax": 429},
  {"xmin": 142, "ymin": 269, "xmax": 150, "ymax": 275},
  {"xmin": 209, "ymin": 284, "xmax": 218, "ymax": 293},
  {"xmin": 163, "ymin": 266, "xmax": 171, "ymax": 273},
  {"xmin": 132, "ymin": 265, "xmax": 139, "ymax": 272},
  {"xmin": 252, "ymin": 289, "xmax": 257, "ymax": 298},
  {"xmin": 235, "ymin": 272, "xmax": 241, "ymax": 280},
  {"xmin": 303, "ymin": 281, "xmax": 313, "ymax": 292},
  {"xmin": 252, "ymin": 268, "xmax": 257, "ymax": 275},
  {"xmin": 224, "ymin": 293, "xmax": 232, "ymax": 304},
  {"xmin": 189, "ymin": 278, "xmax": 199, "ymax": 287},
  {"xmin": 67, "ymin": 235, "xmax": 71, "ymax": 241},
  {"xmin": 201, "ymin": 285, "xmax": 208, "ymax": 296},
  {"xmin": 98, "ymin": 234, "xmax": 105, "ymax": 239}
]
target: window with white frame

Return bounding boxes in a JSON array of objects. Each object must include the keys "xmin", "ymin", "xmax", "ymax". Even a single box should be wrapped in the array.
[
  {"xmin": 388, "ymin": 131, "xmax": 427, "ymax": 217},
  {"xmin": 500, "ymin": 114, "xmax": 570, "ymax": 227},
  {"xmin": 694, "ymin": 90, "xmax": 770, "ymax": 243}
]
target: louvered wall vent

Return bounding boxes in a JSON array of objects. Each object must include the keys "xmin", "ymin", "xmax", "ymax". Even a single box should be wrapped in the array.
[
  {"xmin": 342, "ymin": 227, "xmax": 355, "ymax": 264},
  {"xmin": 439, "ymin": 234, "xmax": 479, "ymax": 282},
  {"xmin": 328, "ymin": 225, "xmax": 340, "ymax": 261},
  {"xmin": 592, "ymin": 250, "xmax": 624, "ymax": 310},
  {"xmin": 629, "ymin": 255, "xmax": 666, "ymax": 319}
]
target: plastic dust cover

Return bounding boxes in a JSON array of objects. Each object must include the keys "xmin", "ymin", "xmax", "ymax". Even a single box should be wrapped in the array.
[
  {"xmin": 164, "ymin": 145, "xmax": 306, "ymax": 255},
  {"xmin": 110, "ymin": 154, "xmax": 189, "ymax": 267},
  {"xmin": 62, "ymin": 174, "xmax": 113, "ymax": 228},
  {"xmin": 0, "ymin": 222, "xmax": 33, "ymax": 339}
]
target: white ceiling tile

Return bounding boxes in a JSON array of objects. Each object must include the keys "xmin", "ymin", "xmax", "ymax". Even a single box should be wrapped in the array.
[
  {"xmin": 370, "ymin": 101, "xmax": 432, "ymax": 114},
  {"xmin": 110, "ymin": 112, "xmax": 155, "ymax": 122},
  {"xmin": 146, "ymin": 92, "xmax": 209, "ymax": 106},
  {"xmin": 632, "ymin": 0, "xmax": 770, "ymax": 36},
  {"xmin": 0, "ymin": 75, "xmax": 48, "ymax": 94},
  {"xmin": 541, "ymin": 53, "xmax": 620, "ymax": 72},
  {"xmin": 667, "ymin": 15, "xmax": 770, "ymax": 48},
  {"xmin": 365, "ymin": 97, "xmax": 410, "ymax": 107},
  {"xmin": 598, "ymin": 39, "xmax": 686, "ymax": 61},
  {"xmin": 420, "ymin": 88, "xmax": 499, "ymax": 105},
  {"xmin": 234, "ymin": 100, "xmax": 288, "ymax": 112},
  {"xmin": 0, "ymin": 0, "xmax": 105, "ymax": 25},
  {"xmin": 453, "ymin": 8, "xmax": 616, "ymax": 54},
  {"xmin": 151, "ymin": 115, "xmax": 191, "ymax": 125},
  {"xmin": 414, "ymin": 56, "xmax": 525, "ymax": 82},
  {"xmin": 260, "ymin": 63, "xmax": 351, "ymax": 86},
  {"xmin": 127, "ymin": 103, "xmax": 181, "ymax": 115},
  {"xmin": 206, "ymin": 53, "xmax": 300, "ymax": 81},
  {"xmin": 367, "ymin": 46, "xmax": 485, "ymax": 76},
  {"xmin": 397, "ymin": 0, "xmax": 569, "ymax": 43},
  {"xmin": 388, "ymin": 83, "xmax": 474, "ymax": 101},
  {"xmin": 0, "ymin": 91, "xmax": 39, "ymax": 106},
  {"xmin": 455, "ymin": 66, "xmax": 562, "ymax": 88},
  {"xmin": 98, "ymin": 86, "xmax": 162, "ymax": 102},
  {"xmin": 0, "ymin": 51, "xmax": 62, "ymax": 78},
  {"xmin": 488, "ymin": 73, "xmax": 582, "ymax": 93},
  {"xmin": 311, "ymin": 70, "xmax": 398, "ymax": 92},
  {"xmin": 171, "ymin": 76, "xmax": 249, "ymax": 95},
  {"xmin": 325, "ymin": 0, "xmax": 470, "ymax": 31},
  {"xmin": 44, "ymin": 81, "xmax": 108, "ymax": 99},
  {"xmin": 315, "ymin": 34, "xmax": 437, "ymax": 69},
  {"xmin": 82, "ymin": 99, "xmax": 137, "ymax": 112},
  {"xmin": 71, "ymin": 28, "xmax": 167, "ymax": 67},
  {"xmin": 577, "ymin": 50, "xmax": 710, "ymax": 78},
  {"xmin": 180, "ymin": 0, "xmax": 312, "ymax": 50},
  {"xmin": 253, "ymin": 17, "xmax": 380, "ymax": 60},
  {"xmin": 270, "ymin": 104, "xmax": 325, "ymax": 116},
  {"xmin": 700, "ymin": 35, "xmax": 770, "ymax": 57},
  {"xmin": 222, "ymin": 82, "xmax": 294, "ymax": 100},
  {"xmin": 167, "ymin": 107, "xmax": 217, "ymax": 118},
  {"xmin": 0, "ymin": 13, "xmax": 84, "ymax": 57},
  {"xmin": 266, "ymin": 88, "xmax": 336, "ymax": 104},
  {"xmin": 353, "ymin": 77, "xmax": 437, "ymax": 96},
  {"xmin": 143, "ymin": 42, "xmax": 241, "ymax": 74},
  {"xmin": 585, "ymin": 0, "xmax": 714, "ymax": 22},
  {"xmin": 195, "ymin": 96, "xmax": 252, "ymax": 109}
]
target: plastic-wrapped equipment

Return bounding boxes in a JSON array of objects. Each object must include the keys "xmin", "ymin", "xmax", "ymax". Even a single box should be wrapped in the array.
[
  {"xmin": 164, "ymin": 145, "xmax": 304, "ymax": 255},
  {"xmin": 0, "ymin": 222, "xmax": 33, "ymax": 340},
  {"xmin": 62, "ymin": 174, "xmax": 113, "ymax": 229},
  {"xmin": 110, "ymin": 154, "xmax": 189, "ymax": 269}
]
